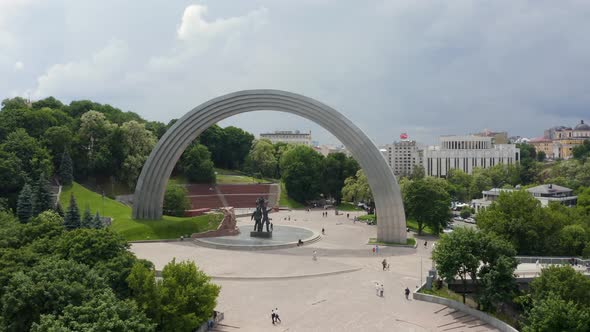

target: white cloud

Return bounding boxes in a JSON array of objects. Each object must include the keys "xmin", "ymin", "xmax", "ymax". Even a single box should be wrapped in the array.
[
  {"xmin": 177, "ymin": 4, "xmax": 268, "ymax": 41},
  {"xmin": 33, "ymin": 39, "xmax": 129, "ymax": 99},
  {"xmin": 14, "ymin": 61, "xmax": 24, "ymax": 71}
]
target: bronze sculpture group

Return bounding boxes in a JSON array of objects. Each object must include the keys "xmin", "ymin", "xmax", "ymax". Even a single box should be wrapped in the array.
[{"xmin": 251, "ymin": 197, "xmax": 272, "ymax": 233}]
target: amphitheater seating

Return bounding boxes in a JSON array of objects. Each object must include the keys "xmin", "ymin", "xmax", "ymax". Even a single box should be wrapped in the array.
[{"xmin": 184, "ymin": 183, "xmax": 278, "ymax": 209}]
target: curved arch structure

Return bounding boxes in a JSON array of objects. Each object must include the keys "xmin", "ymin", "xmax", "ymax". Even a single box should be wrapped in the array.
[{"xmin": 133, "ymin": 90, "xmax": 406, "ymax": 243}]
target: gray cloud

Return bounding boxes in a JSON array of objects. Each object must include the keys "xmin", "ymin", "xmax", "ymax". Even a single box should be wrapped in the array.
[{"xmin": 1, "ymin": 0, "xmax": 589, "ymax": 145}]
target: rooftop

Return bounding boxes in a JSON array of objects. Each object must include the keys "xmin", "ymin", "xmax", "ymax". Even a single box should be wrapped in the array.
[{"xmin": 527, "ymin": 184, "xmax": 572, "ymax": 194}]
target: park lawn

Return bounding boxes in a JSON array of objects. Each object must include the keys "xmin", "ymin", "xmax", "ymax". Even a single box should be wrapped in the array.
[
  {"xmin": 279, "ymin": 182, "xmax": 304, "ymax": 209},
  {"xmin": 368, "ymin": 237, "xmax": 416, "ymax": 246},
  {"xmin": 336, "ymin": 202, "xmax": 362, "ymax": 211},
  {"xmin": 60, "ymin": 182, "xmax": 222, "ymax": 241}
]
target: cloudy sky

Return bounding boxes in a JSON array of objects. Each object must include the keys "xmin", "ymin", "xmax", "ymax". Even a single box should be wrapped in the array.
[{"xmin": 1, "ymin": 0, "xmax": 589, "ymax": 145}]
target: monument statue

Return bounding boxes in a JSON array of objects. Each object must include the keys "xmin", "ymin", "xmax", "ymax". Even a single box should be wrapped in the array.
[{"xmin": 251, "ymin": 197, "xmax": 272, "ymax": 237}]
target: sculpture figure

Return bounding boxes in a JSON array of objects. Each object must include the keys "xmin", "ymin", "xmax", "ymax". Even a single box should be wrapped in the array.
[{"xmin": 251, "ymin": 197, "xmax": 272, "ymax": 232}]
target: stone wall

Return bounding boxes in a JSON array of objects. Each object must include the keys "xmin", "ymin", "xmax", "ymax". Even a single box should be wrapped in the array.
[{"xmin": 413, "ymin": 285, "xmax": 519, "ymax": 332}]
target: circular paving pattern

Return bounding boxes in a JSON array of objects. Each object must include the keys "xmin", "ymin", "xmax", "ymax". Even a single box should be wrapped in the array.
[{"xmin": 194, "ymin": 225, "xmax": 319, "ymax": 250}]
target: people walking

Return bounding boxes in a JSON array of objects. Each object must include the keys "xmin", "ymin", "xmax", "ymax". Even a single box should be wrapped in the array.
[
  {"xmin": 405, "ymin": 287, "xmax": 410, "ymax": 300},
  {"xmin": 424, "ymin": 241, "xmax": 428, "ymax": 249},
  {"xmin": 375, "ymin": 245, "xmax": 379, "ymax": 255},
  {"xmin": 274, "ymin": 308, "xmax": 281, "ymax": 323},
  {"xmin": 380, "ymin": 284, "xmax": 384, "ymax": 297},
  {"xmin": 375, "ymin": 282, "xmax": 380, "ymax": 296},
  {"xmin": 382, "ymin": 259, "xmax": 387, "ymax": 271},
  {"xmin": 322, "ymin": 228, "xmax": 325, "ymax": 235},
  {"xmin": 313, "ymin": 250, "xmax": 317, "ymax": 261},
  {"xmin": 271, "ymin": 309, "xmax": 276, "ymax": 324}
]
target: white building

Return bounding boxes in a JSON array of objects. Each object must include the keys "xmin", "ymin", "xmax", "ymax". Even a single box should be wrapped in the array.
[
  {"xmin": 260, "ymin": 130, "xmax": 312, "ymax": 146},
  {"xmin": 382, "ymin": 140, "xmax": 423, "ymax": 177},
  {"xmin": 315, "ymin": 144, "xmax": 349, "ymax": 157},
  {"xmin": 423, "ymin": 135, "xmax": 520, "ymax": 177},
  {"xmin": 472, "ymin": 184, "xmax": 577, "ymax": 212}
]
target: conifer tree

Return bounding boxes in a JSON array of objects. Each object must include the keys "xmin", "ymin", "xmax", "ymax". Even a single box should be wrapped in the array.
[
  {"xmin": 54, "ymin": 202, "xmax": 65, "ymax": 217},
  {"xmin": 16, "ymin": 183, "xmax": 33, "ymax": 223},
  {"xmin": 92, "ymin": 211, "xmax": 103, "ymax": 229},
  {"xmin": 81, "ymin": 206, "xmax": 93, "ymax": 228},
  {"xmin": 59, "ymin": 150, "xmax": 74, "ymax": 186},
  {"xmin": 64, "ymin": 193, "xmax": 81, "ymax": 230},
  {"xmin": 32, "ymin": 172, "xmax": 53, "ymax": 216}
]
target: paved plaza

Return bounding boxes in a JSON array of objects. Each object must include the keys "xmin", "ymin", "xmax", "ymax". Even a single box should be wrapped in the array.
[{"xmin": 131, "ymin": 209, "xmax": 500, "ymax": 332}]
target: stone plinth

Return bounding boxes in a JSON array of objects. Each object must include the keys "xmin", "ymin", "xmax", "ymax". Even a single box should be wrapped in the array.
[
  {"xmin": 250, "ymin": 231, "xmax": 272, "ymax": 238},
  {"xmin": 192, "ymin": 207, "xmax": 240, "ymax": 238}
]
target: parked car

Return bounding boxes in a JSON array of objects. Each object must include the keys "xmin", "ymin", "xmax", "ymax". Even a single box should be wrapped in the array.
[
  {"xmin": 465, "ymin": 217, "xmax": 475, "ymax": 224},
  {"xmin": 453, "ymin": 216, "xmax": 464, "ymax": 222},
  {"xmin": 443, "ymin": 228, "xmax": 454, "ymax": 234}
]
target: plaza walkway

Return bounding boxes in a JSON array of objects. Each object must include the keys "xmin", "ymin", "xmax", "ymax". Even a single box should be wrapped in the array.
[{"xmin": 131, "ymin": 209, "xmax": 500, "ymax": 332}]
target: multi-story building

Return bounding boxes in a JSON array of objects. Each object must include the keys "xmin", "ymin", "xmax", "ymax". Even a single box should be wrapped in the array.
[
  {"xmin": 423, "ymin": 135, "xmax": 520, "ymax": 177},
  {"xmin": 474, "ymin": 130, "xmax": 509, "ymax": 144},
  {"xmin": 260, "ymin": 130, "xmax": 312, "ymax": 146},
  {"xmin": 382, "ymin": 139, "xmax": 423, "ymax": 178},
  {"xmin": 314, "ymin": 144, "xmax": 349, "ymax": 157},
  {"xmin": 536, "ymin": 120, "xmax": 590, "ymax": 160},
  {"xmin": 529, "ymin": 138, "xmax": 554, "ymax": 159}
]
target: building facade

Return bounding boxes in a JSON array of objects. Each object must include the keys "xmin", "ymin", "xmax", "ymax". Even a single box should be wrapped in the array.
[
  {"xmin": 536, "ymin": 120, "xmax": 590, "ymax": 160},
  {"xmin": 382, "ymin": 140, "xmax": 423, "ymax": 177},
  {"xmin": 472, "ymin": 184, "xmax": 577, "ymax": 212},
  {"xmin": 423, "ymin": 135, "xmax": 520, "ymax": 177},
  {"xmin": 259, "ymin": 130, "xmax": 312, "ymax": 146}
]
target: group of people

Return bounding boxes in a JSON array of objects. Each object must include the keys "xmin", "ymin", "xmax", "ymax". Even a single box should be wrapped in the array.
[
  {"xmin": 271, "ymin": 308, "xmax": 281, "ymax": 324},
  {"xmin": 321, "ymin": 211, "xmax": 329, "ymax": 217}
]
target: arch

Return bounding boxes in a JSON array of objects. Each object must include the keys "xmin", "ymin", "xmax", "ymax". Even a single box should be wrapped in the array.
[{"xmin": 133, "ymin": 90, "xmax": 406, "ymax": 243}]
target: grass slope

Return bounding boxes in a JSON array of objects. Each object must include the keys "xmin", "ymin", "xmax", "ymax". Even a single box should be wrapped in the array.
[
  {"xmin": 336, "ymin": 202, "xmax": 362, "ymax": 211},
  {"xmin": 279, "ymin": 182, "xmax": 304, "ymax": 209},
  {"xmin": 60, "ymin": 183, "xmax": 222, "ymax": 241}
]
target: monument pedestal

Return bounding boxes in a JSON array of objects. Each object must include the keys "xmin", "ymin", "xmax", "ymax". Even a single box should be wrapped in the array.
[{"xmin": 250, "ymin": 231, "xmax": 273, "ymax": 238}]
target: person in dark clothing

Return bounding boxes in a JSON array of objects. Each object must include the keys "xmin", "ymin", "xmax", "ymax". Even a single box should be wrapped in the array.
[
  {"xmin": 271, "ymin": 309, "xmax": 276, "ymax": 324},
  {"xmin": 405, "ymin": 287, "xmax": 410, "ymax": 299}
]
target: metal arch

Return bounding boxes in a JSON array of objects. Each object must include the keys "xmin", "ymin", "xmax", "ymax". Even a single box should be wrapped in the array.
[{"xmin": 132, "ymin": 90, "xmax": 406, "ymax": 243}]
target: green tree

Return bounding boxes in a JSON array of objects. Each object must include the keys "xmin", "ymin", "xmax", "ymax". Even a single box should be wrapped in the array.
[
  {"xmin": 433, "ymin": 228, "xmax": 481, "ymax": 304},
  {"xmin": 31, "ymin": 96, "xmax": 64, "ymax": 110},
  {"xmin": 410, "ymin": 164, "xmax": 425, "ymax": 180},
  {"xmin": 59, "ymin": 150, "xmax": 74, "ymax": 185},
  {"xmin": 477, "ymin": 190, "xmax": 562, "ymax": 255},
  {"xmin": 118, "ymin": 120, "xmax": 157, "ymax": 188},
  {"xmin": 128, "ymin": 260, "xmax": 220, "ymax": 332},
  {"xmin": 446, "ymin": 168, "xmax": 472, "ymax": 202},
  {"xmin": 342, "ymin": 169, "xmax": 373, "ymax": 204},
  {"xmin": 280, "ymin": 145, "xmax": 324, "ymax": 203},
  {"xmin": 558, "ymin": 224, "xmax": 588, "ymax": 256},
  {"xmin": 523, "ymin": 294, "xmax": 590, "ymax": 332},
  {"xmin": 198, "ymin": 124, "xmax": 225, "ymax": 167},
  {"xmin": 163, "ymin": 184, "xmax": 190, "ymax": 217},
  {"xmin": 460, "ymin": 207, "xmax": 471, "ymax": 219},
  {"xmin": 244, "ymin": 139, "xmax": 278, "ymax": 178},
  {"xmin": 536, "ymin": 150, "xmax": 546, "ymax": 162},
  {"xmin": 529, "ymin": 265, "xmax": 590, "ymax": 307},
  {"xmin": 469, "ymin": 168, "xmax": 493, "ymax": 198},
  {"xmin": 403, "ymin": 178, "xmax": 451, "ymax": 235},
  {"xmin": 180, "ymin": 143, "xmax": 215, "ymax": 183},
  {"xmin": 1, "ymin": 97, "xmax": 28, "ymax": 110},
  {"xmin": 56, "ymin": 228, "xmax": 130, "ymax": 267},
  {"xmin": 0, "ymin": 150, "xmax": 25, "ymax": 209},
  {"xmin": 1, "ymin": 258, "xmax": 108, "ymax": 332},
  {"xmin": 16, "ymin": 183, "xmax": 33, "ymax": 223},
  {"xmin": 219, "ymin": 126, "xmax": 254, "ymax": 170},
  {"xmin": 572, "ymin": 139, "xmax": 590, "ymax": 160},
  {"xmin": 1, "ymin": 128, "xmax": 53, "ymax": 179},
  {"xmin": 31, "ymin": 289, "xmax": 155, "ymax": 332},
  {"xmin": 81, "ymin": 206, "xmax": 93, "ymax": 228},
  {"xmin": 92, "ymin": 211, "xmax": 103, "ymax": 228},
  {"xmin": 64, "ymin": 193, "xmax": 81, "ymax": 230},
  {"xmin": 32, "ymin": 173, "xmax": 53, "ymax": 216},
  {"xmin": 321, "ymin": 153, "xmax": 359, "ymax": 204}
]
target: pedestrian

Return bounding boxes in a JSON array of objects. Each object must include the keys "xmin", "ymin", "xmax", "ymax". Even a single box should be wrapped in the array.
[
  {"xmin": 372, "ymin": 247, "xmax": 375, "ymax": 254},
  {"xmin": 322, "ymin": 228, "xmax": 325, "ymax": 235},
  {"xmin": 288, "ymin": 216, "xmax": 291, "ymax": 221},
  {"xmin": 380, "ymin": 284, "xmax": 384, "ymax": 297},
  {"xmin": 424, "ymin": 241, "xmax": 428, "ymax": 249},
  {"xmin": 382, "ymin": 259, "xmax": 387, "ymax": 271},
  {"xmin": 271, "ymin": 309, "xmax": 276, "ymax": 324},
  {"xmin": 405, "ymin": 287, "xmax": 410, "ymax": 300},
  {"xmin": 274, "ymin": 308, "xmax": 281, "ymax": 323},
  {"xmin": 347, "ymin": 213, "xmax": 350, "ymax": 219},
  {"xmin": 375, "ymin": 282, "xmax": 380, "ymax": 296},
  {"xmin": 313, "ymin": 250, "xmax": 317, "ymax": 261},
  {"xmin": 375, "ymin": 245, "xmax": 379, "ymax": 255}
]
